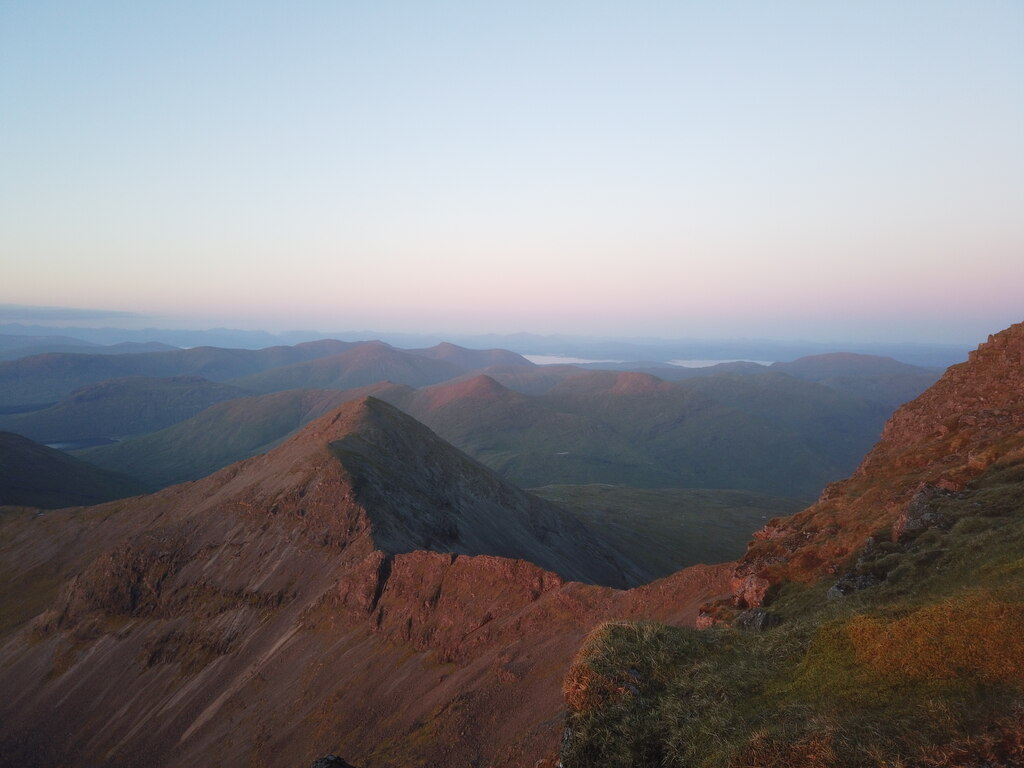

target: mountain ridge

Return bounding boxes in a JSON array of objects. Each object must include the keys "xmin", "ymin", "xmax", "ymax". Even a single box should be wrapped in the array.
[{"xmin": 0, "ymin": 393, "xmax": 724, "ymax": 766}]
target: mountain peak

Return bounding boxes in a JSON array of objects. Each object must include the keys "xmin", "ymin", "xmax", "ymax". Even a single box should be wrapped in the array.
[
  {"xmin": 410, "ymin": 342, "xmax": 534, "ymax": 369},
  {"xmin": 194, "ymin": 395, "xmax": 638, "ymax": 587},
  {"xmin": 322, "ymin": 397, "xmax": 638, "ymax": 586},
  {"xmin": 417, "ymin": 374, "xmax": 517, "ymax": 411}
]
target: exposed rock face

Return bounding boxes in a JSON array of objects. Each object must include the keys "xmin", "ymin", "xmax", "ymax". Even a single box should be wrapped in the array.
[
  {"xmin": 705, "ymin": 321, "xmax": 1024, "ymax": 619},
  {"xmin": 0, "ymin": 396, "xmax": 727, "ymax": 768}
]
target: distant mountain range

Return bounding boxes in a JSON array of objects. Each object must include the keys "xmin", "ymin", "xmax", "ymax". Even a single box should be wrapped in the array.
[
  {"xmin": 0, "ymin": 332, "xmax": 177, "ymax": 361},
  {"xmin": 75, "ymin": 362, "xmax": 911, "ymax": 499},
  {"xmin": 0, "ymin": 337, "xmax": 943, "ymax": 503},
  {"xmin": 0, "ymin": 321, "xmax": 970, "ymax": 367},
  {"xmin": 0, "ymin": 376, "xmax": 249, "ymax": 442},
  {"xmin": 0, "ymin": 321, "xmax": 1020, "ymax": 766},
  {"xmin": 0, "ymin": 339, "xmax": 355, "ymax": 408}
]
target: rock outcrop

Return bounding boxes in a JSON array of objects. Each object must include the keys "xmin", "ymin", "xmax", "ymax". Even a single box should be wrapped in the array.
[{"xmin": 703, "ymin": 321, "xmax": 1024, "ymax": 621}]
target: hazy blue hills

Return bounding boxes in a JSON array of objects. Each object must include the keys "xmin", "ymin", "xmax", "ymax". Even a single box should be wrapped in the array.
[
  {"xmin": 0, "ymin": 432, "xmax": 149, "ymax": 508},
  {"xmin": 770, "ymin": 352, "xmax": 942, "ymax": 410},
  {"xmin": 227, "ymin": 341, "xmax": 532, "ymax": 393},
  {"xmin": 407, "ymin": 341, "xmax": 535, "ymax": 369},
  {"xmin": 81, "ymin": 367, "xmax": 891, "ymax": 500},
  {"xmin": 0, "ymin": 376, "xmax": 250, "ymax": 443},
  {"xmin": 0, "ymin": 322, "xmax": 971, "ymax": 367},
  {"xmin": 579, "ymin": 353, "xmax": 940, "ymax": 411},
  {"xmin": 0, "ymin": 334, "xmax": 942, "ymax": 506},
  {"xmin": 0, "ymin": 333, "xmax": 177, "ymax": 361},
  {"xmin": 0, "ymin": 339, "xmax": 355, "ymax": 407}
]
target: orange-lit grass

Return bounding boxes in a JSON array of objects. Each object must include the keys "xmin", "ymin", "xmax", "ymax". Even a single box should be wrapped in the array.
[{"xmin": 847, "ymin": 592, "xmax": 1024, "ymax": 686}]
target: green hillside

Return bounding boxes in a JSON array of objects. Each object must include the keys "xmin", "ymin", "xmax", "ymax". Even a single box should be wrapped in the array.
[
  {"xmin": 562, "ymin": 458, "xmax": 1024, "ymax": 766},
  {"xmin": 533, "ymin": 485, "xmax": 805, "ymax": 577}
]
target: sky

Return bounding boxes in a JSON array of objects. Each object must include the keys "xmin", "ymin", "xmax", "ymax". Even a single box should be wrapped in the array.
[{"xmin": 1, "ymin": 1, "xmax": 1022, "ymax": 344}]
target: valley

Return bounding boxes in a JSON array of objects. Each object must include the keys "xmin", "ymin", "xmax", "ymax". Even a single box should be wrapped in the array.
[{"xmin": 0, "ymin": 324, "xmax": 1019, "ymax": 767}]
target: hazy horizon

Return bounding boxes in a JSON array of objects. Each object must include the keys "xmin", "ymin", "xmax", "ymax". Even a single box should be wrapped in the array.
[
  {"xmin": 2, "ymin": 3, "xmax": 1022, "ymax": 345},
  {"xmin": 0, "ymin": 301, "xmax": 991, "ymax": 352}
]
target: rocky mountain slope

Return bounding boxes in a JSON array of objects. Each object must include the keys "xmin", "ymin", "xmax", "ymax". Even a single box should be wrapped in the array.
[
  {"xmin": 712, "ymin": 321, "xmax": 1024, "ymax": 620},
  {"xmin": 0, "ymin": 397, "xmax": 716, "ymax": 767}
]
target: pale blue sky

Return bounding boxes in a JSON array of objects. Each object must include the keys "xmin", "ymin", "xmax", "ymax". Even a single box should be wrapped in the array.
[{"xmin": 1, "ymin": 1, "xmax": 1021, "ymax": 342}]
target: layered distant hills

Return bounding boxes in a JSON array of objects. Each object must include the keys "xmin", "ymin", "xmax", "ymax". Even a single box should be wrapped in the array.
[
  {"xmin": 0, "ymin": 376, "xmax": 249, "ymax": 443},
  {"xmin": 77, "ymin": 365, "xmax": 900, "ymax": 499},
  {"xmin": 0, "ymin": 322, "xmax": 1020, "ymax": 767},
  {"xmin": 0, "ymin": 339, "xmax": 356, "ymax": 408},
  {"xmin": 0, "ymin": 337, "xmax": 942, "ymax": 510}
]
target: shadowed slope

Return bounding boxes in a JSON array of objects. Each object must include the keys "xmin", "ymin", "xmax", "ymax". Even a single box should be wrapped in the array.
[
  {"xmin": 533, "ymin": 485, "xmax": 805, "ymax": 577},
  {"xmin": 407, "ymin": 370, "xmax": 885, "ymax": 497},
  {"xmin": 772, "ymin": 352, "xmax": 941, "ymax": 410},
  {"xmin": 0, "ymin": 432, "xmax": 148, "ymax": 508},
  {"xmin": 328, "ymin": 397, "xmax": 644, "ymax": 586}
]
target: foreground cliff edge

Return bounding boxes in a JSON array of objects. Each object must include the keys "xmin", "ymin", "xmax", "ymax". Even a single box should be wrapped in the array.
[
  {"xmin": 565, "ymin": 322, "xmax": 1024, "ymax": 767},
  {"xmin": 0, "ymin": 323, "xmax": 1021, "ymax": 767}
]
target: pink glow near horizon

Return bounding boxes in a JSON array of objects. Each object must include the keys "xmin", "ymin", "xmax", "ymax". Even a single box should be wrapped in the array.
[{"xmin": 1, "ymin": 3, "xmax": 1021, "ymax": 344}]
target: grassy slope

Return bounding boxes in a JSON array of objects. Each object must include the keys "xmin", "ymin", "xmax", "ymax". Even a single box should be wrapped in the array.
[
  {"xmin": 532, "ymin": 485, "xmax": 806, "ymax": 576},
  {"xmin": 562, "ymin": 458, "xmax": 1024, "ymax": 767}
]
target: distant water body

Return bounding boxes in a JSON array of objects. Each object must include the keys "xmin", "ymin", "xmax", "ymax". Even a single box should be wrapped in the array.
[
  {"xmin": 524, "ymin": 355, "xmax": 774, "ymax": 367},
  {"xmin": 523, "ymin": 355, "xmax": 625, "ymax": 365},
  {"xmin": 668, "ymin": 359, "xmax": 774, "ymax": 368}
]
